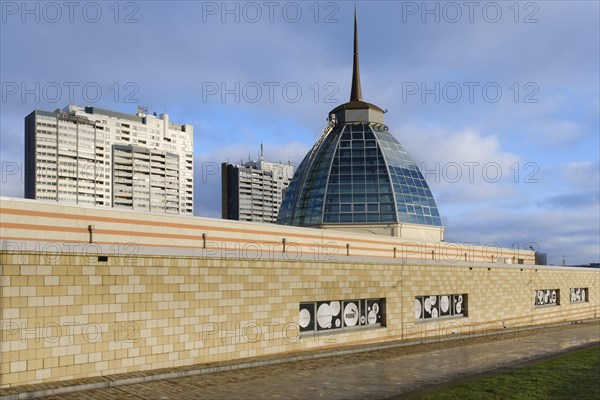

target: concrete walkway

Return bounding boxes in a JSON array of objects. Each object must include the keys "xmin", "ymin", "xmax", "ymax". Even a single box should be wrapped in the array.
[{"xmin": 13, "ymin": 321, "xmax": 600, "ymax": 400}]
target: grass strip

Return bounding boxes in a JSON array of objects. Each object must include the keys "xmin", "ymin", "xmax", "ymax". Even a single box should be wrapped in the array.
[{"xmin": 413, "ymin": 345, "xmax": 600, "ymax": 400}]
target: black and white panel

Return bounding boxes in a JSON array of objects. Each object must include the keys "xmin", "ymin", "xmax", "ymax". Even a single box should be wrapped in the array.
[
  {"xmin": 415, "ymin": 298, "xmax": 424, "ymax": 319},
  {"xmin": 300, "ymin": 298, "xmax": 385, "ymax": 335},
  {"xmin": 570, "ymin": 288, "xmax": 588, "ymax": 304},
  {"xmin": 429, "ymin": 296, "xmax": 439, "ymax": 319},
  {"xmin": 360, "ymin": 299, "xmax": 367, "ymax": 326},
  {"xmin": 422, "ymin": 296, "xmax": 433, "ymax": 319},
  {"xmin": 416, "ymin": 293, "xmax": 467, "ymax": 320},
  {"xmin": 536, "ymin": 290, "xmax": 545, "ymax": 305},
  {"xmin": 453, "ymin": 294, "xmax": 465, "ymax": 316},
  {"xmin": 535, "ymin": 289, "xmax": 560, "ymax": 306},
  {"xmin": 366, "ymin": 299, "xmax": 383, "ymax": 325},
  {"xmin": 316, "ymin": 300, "xmax": 342, "ymax": 331},
  {"xmin": 342, "ymin": 300, "xmax": 360, "ymax": 328},
  {"xmin": 439, "ymin": 295, "xmax": 451, "ymax": 316},
  {"xmin": 299, "ymin": 303, "xmax": 315, "ymax": 333}
]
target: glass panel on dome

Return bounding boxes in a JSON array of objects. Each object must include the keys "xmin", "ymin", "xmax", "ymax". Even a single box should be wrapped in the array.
[{"xmin": 370, "ymin": 126, "xmax": 442, "ymax": 227}]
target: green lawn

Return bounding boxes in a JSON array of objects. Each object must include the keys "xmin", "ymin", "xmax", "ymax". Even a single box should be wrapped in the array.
[{"xmin": 413, "ymin": 345, "xmax": 600, "ymax": 400}]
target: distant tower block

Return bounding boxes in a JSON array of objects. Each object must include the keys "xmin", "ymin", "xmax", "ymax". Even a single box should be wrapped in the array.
[{"xmin": 222, "ymin": 146, "xmax": 294, "ymax": 224}]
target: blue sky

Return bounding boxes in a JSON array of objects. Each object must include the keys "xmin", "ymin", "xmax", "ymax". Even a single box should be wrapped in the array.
[{"xmin": 1, "ymin": 1, "xmax": 598, "ymax": 265}]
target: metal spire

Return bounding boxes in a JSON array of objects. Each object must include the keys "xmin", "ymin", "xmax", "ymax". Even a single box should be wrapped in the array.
[{"xmin": 350, "ymin": 4, "xmax": 362, "ymax": 102}]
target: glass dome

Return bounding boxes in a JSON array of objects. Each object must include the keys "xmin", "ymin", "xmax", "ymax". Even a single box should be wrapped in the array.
[
  {"xmin": 277, "ymin": 9, "xmax": 442, "ymax": 231},
  {"xmin": 277, "ymin": 122, "xmax": 442, "ymax": 227}
]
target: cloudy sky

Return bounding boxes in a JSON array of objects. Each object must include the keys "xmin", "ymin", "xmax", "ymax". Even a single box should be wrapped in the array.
[{"xmin": 1, "ymin": 1, "xmax": 598, "ymax": 265}]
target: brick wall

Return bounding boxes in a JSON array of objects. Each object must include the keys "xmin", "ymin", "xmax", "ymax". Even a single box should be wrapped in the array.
[{"xmin": 1, "ymin": 252, "xmax": 597, "ymax": 387}]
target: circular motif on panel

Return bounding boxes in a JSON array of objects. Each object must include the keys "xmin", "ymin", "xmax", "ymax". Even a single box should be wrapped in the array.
[
  {"xmin": 537, "ymin": 291, "xmax": 544, "ymax": 304},
  {"xmin": 299, "ymin": 309, "xmax": 311, "ymax": 328},
  {"xmin": 330, "ymin": 301, "xmax": 341, "ymax": 316},
  {"xmin": 368, "ymin": 311, "xmax": 377, "ymax": 324},
  {"xmin": 440, "ymin": 296, "xmax": 449, "ymax": 313},
  {"xmin": 424, "ymin": 297, "xmax": 432, "ymax": 313},
  {"xmin": 317, "ymin": 303, "xmax": 333, "ymax": 329}
]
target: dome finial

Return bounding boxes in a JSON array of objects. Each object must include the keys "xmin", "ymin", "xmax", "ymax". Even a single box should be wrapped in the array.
[{"xmin": 350, "ymin": 4, "xmax": 362, "ymax": 102}]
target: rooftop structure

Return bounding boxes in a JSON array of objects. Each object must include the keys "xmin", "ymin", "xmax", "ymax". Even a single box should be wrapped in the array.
[{"xmin": 277, "ymin": 10, "xmax": 443, "ymax": 241}]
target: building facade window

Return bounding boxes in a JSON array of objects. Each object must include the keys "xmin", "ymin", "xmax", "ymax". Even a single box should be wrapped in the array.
[
  {"xmin": 570, "ymin": 288, "xmax": 588, "ymax": 304},
  {"xmin": 415, "ymin": 294, "xmax": 467, "ymax": 320},
  {"xmin": 534, "ymin": 289, "xmax": 560, "ymax": 307},
  {"xmin": 299, "ymin": 298, "xmax": 385, "ymax": 336}
]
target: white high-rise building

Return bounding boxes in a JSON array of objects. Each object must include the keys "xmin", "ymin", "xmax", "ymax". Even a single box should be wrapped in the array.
[
  {"xmin": 25, "ymin": 105, "xmax": 194, "ymax": 214},
  {"xmin": 222, "ymin": 148, "xmax": 294, "ymax": 223}
]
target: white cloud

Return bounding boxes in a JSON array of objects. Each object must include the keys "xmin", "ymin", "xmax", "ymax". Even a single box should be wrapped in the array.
[
  {"xmin": 445, "ymin": 203, "xmax": 599, "ymax": 265},
  {"xmin": 393, "ymin": 125, "xmax": 522, "ymax": 206}
]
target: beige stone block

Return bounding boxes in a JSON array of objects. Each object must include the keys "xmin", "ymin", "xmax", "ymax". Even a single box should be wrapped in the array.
[
  {"xmin": 3, "ymin": 308, "xmax": 19, "ymax": 319},
  {"xmin": 3, "ymin": 286, "xmax": 19, "ymax": 297},
  {"xmin": 20, "ymin": 265, "xmax": 37, "ymax": 275},
  {"xmin": 11, "ymin": 276, "xmax": 28, "ymax": 286},
  {"xmin": 3, "ymin": 265, "xmax": 20, "ymax": 275},
  {"xmin": 88, "ymin": 276, "xmax": 102, "ymax": 285},
  {"xmin": 0, "ymin": 363, "xmax": 11, "ymax": 376},
  {"xmin": 43, "ymin": 276, "xmax": 59, "ymax": 286},
  {"xmin": 19, "ymin": 306, "xmax": 36, "ymax": 318},
  {"xmin": 10, "ymin": 361, "xmax": 26, "ymax": 373},
  {"xmin": 28, "ymin": 276, "xmax": 45, "ymax": 286},
  {"xmin": 67, "ymin": 286, "xmax": 82, "ymax": 296},
  {"xmin": 35, "ymin": 265, "xmax": 52, "ymax": 275},
  {"xmin": 35, "ymin": 368, "xmax": 52, "ymax": 380},
  {"xmin": 74, "ymin": 354, "xmax": 88, "ymax": 364}
]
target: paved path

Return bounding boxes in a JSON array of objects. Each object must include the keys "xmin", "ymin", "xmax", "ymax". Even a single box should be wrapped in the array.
[{"xmin": 31, "ymin": 321, "xmax": 600, "ymax": 399}]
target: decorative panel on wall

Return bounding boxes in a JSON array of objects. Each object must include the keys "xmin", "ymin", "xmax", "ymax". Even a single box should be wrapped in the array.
[
  {"xmin": 299, "ymin": 298, "xmax": 385, "ymax": 335},
  {"xmin": 415, "ymin": 294, "xmax": 467, "ymax": 320},
  {"xmin": 534, "ymin": 289, "xmax": 560, "ymax": 306},
  {"xmin": 570, "ymin": 288, "xmax": 588, "ymax": 304}
]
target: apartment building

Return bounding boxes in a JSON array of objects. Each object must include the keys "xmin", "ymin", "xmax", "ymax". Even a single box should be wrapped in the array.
[{"xmin": 24, "ymin": 105, "xmax": 194, "ymax": 214}]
